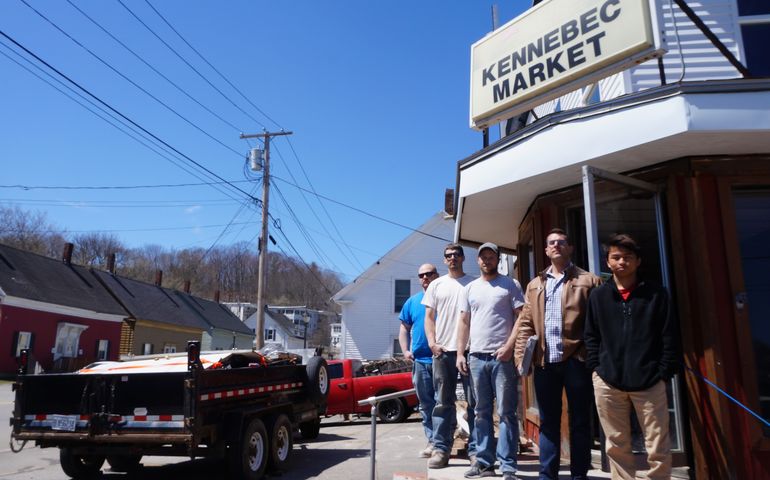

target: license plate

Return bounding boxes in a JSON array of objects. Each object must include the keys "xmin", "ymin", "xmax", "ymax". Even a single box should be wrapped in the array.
[{"xmin": 51, "ymin": 415, "xmax": 78, "ymax": 432}]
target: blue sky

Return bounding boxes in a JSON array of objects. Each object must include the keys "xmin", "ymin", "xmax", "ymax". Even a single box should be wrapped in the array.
[{"xmin": 0, "ymin": 1, "xmax": 528, "ymax": 282}]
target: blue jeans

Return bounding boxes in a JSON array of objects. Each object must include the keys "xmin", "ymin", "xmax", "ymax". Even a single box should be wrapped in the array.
[
  {"xmin": 432, "ymin": 351, "xmax": 476, "ymax": 455},
  {"xmin": 413, "ymin": 360, "xmax": 436, "ymax": 443},
  {"xmin": 533, "ymin": 357, "xmax": 593, "ymax": 480},
  {"xmin": 469, "ymin": 353, "xmax": 518, "ymax": 474}
]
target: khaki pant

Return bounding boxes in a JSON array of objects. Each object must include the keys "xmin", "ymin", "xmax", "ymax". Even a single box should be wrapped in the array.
[{"xmin": 592, "ymin": 372, "xmax": 671, "ymax": 479}]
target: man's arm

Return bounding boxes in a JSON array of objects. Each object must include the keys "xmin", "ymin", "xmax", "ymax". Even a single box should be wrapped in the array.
[
  {"xmin": 583, "ymin": 293, "xmax": 601, "ymax": 372},
  {"xmin": 456, "ymin": 311, "xmax": 471, "ymax": 374},
  {"xmin": 398, "ymin": 322, "xmax": 413, "ymax": 361},
  {"xmin": 424, "ymin": 306, "xmax": 443, "ymax": 356},
  {"xmin": 513, "ymin": 300, "xmax": 536, "ymax": 367},
  {"xmin": 658, "ymin": 288, "xmax": 682, "ymax": 380},
  {"xmin": 496, "ymin": 306, "xmax": 523, "ymax": 362}
]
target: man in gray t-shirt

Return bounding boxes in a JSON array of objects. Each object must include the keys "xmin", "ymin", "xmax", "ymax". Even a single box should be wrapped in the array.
[{"xmin": 456, "ymin": 242, "xmax": 524, "ymax": 480}]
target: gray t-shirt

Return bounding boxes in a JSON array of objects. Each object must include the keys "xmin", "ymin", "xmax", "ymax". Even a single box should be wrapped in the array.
[
  {"xmin": 422, "ymin": 274, "xmax": 474, "ymax": 352},
  {"xmin": 461, "ymin": 275, "xmax": 525, "ymax": 353}
]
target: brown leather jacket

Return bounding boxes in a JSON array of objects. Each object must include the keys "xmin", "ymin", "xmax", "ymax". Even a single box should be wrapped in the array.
[{"xmin": 514, "ymin": 264, "xmax": 601, "ymax": 368}]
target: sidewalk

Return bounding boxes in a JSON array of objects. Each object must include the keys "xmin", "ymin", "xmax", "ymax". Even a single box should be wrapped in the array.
[{"xmin": 426, "ymin": 449, "xmax": 613, "ymax": 480}]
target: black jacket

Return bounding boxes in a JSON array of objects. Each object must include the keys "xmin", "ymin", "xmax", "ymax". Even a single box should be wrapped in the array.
[{"xmin": 584, "ymin": 280, "xmax": 681, "ymax": 391}]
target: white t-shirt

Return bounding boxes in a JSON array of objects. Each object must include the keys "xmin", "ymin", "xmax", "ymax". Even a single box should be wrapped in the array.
[
  {"xmin": 461, "ymin": 274, "xmax": 525, "ymax": 353},
  {"xmin": 422, "ymin": 274, "xmax": 474, "ymax": 352}
]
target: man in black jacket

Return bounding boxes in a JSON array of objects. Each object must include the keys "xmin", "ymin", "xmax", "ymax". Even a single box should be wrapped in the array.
[{"xmin": 584, "ymin": 234, "xmax": 680, "ymax": 479}]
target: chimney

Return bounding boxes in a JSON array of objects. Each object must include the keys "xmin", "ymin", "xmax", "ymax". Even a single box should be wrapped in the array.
[
  {"xmin": 183, "ymin": 280, "xmax": 191, "ymax": 293},
  {"xmin": 444, "ymin": 188, "xmax": 455, "ymax": 216},
  {"xmin": 214, "ymin": 290, "xmax": 220, "ymax": 303},
  {"xmin": 154, "ymin": 270, "xmax": 163, "ymax": 287},
  {"xmin": 106, "ymin": 253, "xmax": 116, "ymax": 273},
  {"xmin": 62, "ymin": 243, "xmax": 74, "ymax": 265}
]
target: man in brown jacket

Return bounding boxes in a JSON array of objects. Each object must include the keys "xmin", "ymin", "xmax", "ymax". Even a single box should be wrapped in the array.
[{"xmin": 514, "ymin": 228, "xmax": 601, "ymax": 480}]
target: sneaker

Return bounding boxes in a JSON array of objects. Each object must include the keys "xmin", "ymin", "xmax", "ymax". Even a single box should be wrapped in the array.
[
  {"xmin": 427, "ymin": 449, "xmax": 450, "ymax": 469},
  {"xmin": 418, "ymin": 443, "xmax": 433, "ymax": 458},
  {"xmin": 464, "ymin": 462, "xmax": 496, "ymax": 478},
  {"xmin": 502, "ymin": 473, "xmax": 519, "ymax": 480}
]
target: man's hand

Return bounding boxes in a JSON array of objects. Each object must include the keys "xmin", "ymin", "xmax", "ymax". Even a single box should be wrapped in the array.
[
  {"xmin": 495, "ymin": 345, "xmax": 513, "ymax": 362},
  {"xmin": 456, "ymin": 353, "xmax": 468, "ymax": 375},
  {"xmin": 429, "ymin": 342, "xmax": 445, "ymax": 357},
  {"xmin": 403, "ymin": 350, "xmax": 414, "ymax": 361}
]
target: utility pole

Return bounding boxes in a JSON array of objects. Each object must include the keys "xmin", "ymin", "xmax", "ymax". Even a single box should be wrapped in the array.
[{"xmin": 240, "ymin": 130, "xmax": 293, "ymax": 349}]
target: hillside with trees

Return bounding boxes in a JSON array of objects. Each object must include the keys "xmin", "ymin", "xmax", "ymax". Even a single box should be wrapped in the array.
[{"xmin": 0, "ymin": 205, "xmax": 343, "ymax": 310}]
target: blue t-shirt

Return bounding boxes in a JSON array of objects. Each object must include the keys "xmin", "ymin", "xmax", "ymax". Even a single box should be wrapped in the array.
[{"xmin": 399, "ymin": 291, "xmax": 433, "ymax": 364}]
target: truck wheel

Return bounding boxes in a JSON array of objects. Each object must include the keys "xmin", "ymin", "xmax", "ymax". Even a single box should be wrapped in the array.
[
  {"xmin": 305, "ymin": 356, "xmax": 329, "ymax": 405},
  {"xmin": 377, "ymin": 398, "xmax": 408, "ymax": 423},
  {"xmin": 59, "ymin": 448, "xmax": 104, "ymax": 479},
  {"xmin": 299, "ymin": 418, "xmax": 321, "ymax": 439},
  {"xmin": 234, "ymin": 418, "xmax": 269, "ymax": 480},
  {"xmin": 267, "ymin": 414, "xmax": 293, "ymax": 471},
  {"xmin": 106, "ymin": 454, "xmax": 142, "ymax": 472}
]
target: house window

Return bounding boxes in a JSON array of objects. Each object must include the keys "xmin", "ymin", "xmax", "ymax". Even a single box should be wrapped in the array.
[
  {"xmin": 393, "ymin": 338, "xmax": 403, "ymax": 357},
  {"xmin": 737, "ymin": 0, "xmax": 770, "ymax": 76},
  {"xmin": 53, "ymin": 323, "xmax": 88, "ymax": 360},
  {"xmin": 265, "ymin": 329, "xmax": 276, "ymax": 341},
  {"xmin": 394, "ymin": 279, "xmax": 411, "ymax": 313},
  {"xmin": 13, "ymin": 331, "xmax": 33, "ymax": 357},
  {"xmin": 96, "ymin": 339, "xmax": 109, "ymax": 360},
  {"xmin": 142, "ymin": 343, "xmax": 154, "ymax": 355},
  {"xmin": 163, "ymin": 344, "xmax": 176, "ymax": 354}
]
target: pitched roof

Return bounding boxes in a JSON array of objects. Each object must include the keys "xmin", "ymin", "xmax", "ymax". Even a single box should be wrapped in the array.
[
  {"xmin": 0, "ymin": 243, "xmax": 127, "ymax": 316},
  {"xmin": 174, "ymin": 291, "xmax": 253, "ymax": 335},
  {"xmin": 91, "ymin": 270, "xmax": 209, "ymax": 330}
]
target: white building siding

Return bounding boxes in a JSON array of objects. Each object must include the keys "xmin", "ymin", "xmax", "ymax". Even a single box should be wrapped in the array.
[{"xmin": 334, "ymin": 213, "xmax": 476, "ymax": 360}]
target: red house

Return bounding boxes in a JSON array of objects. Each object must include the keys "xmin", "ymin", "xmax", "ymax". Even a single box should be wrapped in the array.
[{"xmin": 0, "ymin": 244, "xmax": 127, "ymax": 375}]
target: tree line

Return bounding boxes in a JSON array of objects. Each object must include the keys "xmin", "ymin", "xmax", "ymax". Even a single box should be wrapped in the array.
[{"xmin": 0, "ymin": 205, "xmax": 344, "ymax": 311}]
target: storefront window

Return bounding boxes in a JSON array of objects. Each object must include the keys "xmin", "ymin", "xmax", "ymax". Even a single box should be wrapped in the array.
[{"xmin": 732, "ymin": 188, "xmax": 770, "ymax": 436}]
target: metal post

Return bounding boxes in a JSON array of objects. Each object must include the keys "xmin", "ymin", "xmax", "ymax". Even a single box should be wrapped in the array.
[
  {"xmin": 582, "ymin": 166, "xmax": 602, "ymax": 275},
  {"xmin": 370, "ymin": 403, "xmax": 377, "ymax": 480},
  {"xmin": 239, "ymin": 131, "xmax": 293, "ymax": 349}
]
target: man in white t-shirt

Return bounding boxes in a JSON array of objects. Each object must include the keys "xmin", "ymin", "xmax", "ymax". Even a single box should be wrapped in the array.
[
  {"xmin": 423, "ymin": 243, "xmax": 476, "ymax": 469},
  {"xmin": 457, "ymin": 242, "xmax": 524, "ymax": 480}
]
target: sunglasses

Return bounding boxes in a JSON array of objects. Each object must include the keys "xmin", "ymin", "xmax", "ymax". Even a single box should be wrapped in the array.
[
  {"xmin": 547, "ymin": 239, "xmax": 568, "ymax": 246},
  {"xmin": 418, "ymin": 271, "xmax": 437, "ymax": 279},
  {"xmin": 444, "ymin": 252, "xmax": 463, "ymax": 259}
]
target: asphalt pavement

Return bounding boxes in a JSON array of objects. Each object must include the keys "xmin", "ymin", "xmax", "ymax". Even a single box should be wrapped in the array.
[{"xmin": 0, "ymin": 380, "xmax": 429, "ymax": 480}]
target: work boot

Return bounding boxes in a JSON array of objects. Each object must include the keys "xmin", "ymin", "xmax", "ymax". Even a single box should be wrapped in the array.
[
  {"xmin": 427, "ymin": 449, "xmax": 450, "ymax": 469},
  {"xmin": 464, "ymin": 462, "xmax": 496, "ymax": 478},
  {"xmin": 418, "ymin": 443, "xmax": 433, "ymax": 458}
]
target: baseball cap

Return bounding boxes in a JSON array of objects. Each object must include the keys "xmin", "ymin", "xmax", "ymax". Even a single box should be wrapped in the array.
[{"xmin": 478, "ymin": 242, "xmax": 499, "ymax": 255}]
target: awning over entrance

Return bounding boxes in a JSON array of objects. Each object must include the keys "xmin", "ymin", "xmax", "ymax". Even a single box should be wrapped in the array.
[{"xmin": 455, "ymin": 79, "xmax": 770, "ymax": 251}]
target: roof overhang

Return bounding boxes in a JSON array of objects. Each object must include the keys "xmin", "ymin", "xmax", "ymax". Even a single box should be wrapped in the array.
[{"xmin": 456, "ymin": 79, "xmax": 770, "ymax": 251}]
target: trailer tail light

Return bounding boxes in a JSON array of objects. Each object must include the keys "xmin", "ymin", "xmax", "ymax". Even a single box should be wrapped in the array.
[
  {"xmin": 17, "ymin": 349, "xmax": 29, "ymax": 375},
  {"xmin": 187, "ymin": 341, "xmax": 202, "ymax": 371}
]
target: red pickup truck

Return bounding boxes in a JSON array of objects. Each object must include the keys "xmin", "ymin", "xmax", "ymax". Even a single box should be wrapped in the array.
[{"xmin": 325, "ymin": 359, "xmax": 419, "ymax": 423}]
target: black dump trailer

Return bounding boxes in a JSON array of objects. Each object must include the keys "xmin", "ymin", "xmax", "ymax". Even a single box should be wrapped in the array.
[{"xmin": 10, "ymin": 342, "xmax": 329, "ymax": 479}]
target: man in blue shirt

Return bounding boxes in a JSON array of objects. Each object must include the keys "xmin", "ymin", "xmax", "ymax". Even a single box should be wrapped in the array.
[{"xmin": 399, "ymin": 263, "xmax": 440, "ymax": 457}]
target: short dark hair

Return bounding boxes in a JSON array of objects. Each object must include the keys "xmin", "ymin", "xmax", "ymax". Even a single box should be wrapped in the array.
[
  {"xmin": 546, "ymin": 228, "xmax": 570, "ymax": 245},
  {"xmin": 444, "ymin": 243, "xmax": 465, "ymax": 257},
  {"xmin": 605, "ymin": 233, "xmax": 641, "ymax": 258}
]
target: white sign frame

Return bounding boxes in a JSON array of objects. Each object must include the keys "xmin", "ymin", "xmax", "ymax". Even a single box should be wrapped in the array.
[{"xmin": 469, "ymin": 0, "xmax": 667, "ymax": 130}]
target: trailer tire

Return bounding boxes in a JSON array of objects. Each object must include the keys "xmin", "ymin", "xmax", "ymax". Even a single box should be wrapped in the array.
[
  {"xmin": 305, "ymin": 356, "xmax": 329, "ymax": 405},
  {"xmin": 267, "ymin": 414, "xmax": 293, "ymax": 471},
  {"xmin": 106, "ymin": 454, "xmax": 142, "ymax": 472},
  {"xmin": 59, "ymin": 448, "xmax": 104, "ymax": 479},
  {"xmin": 299, "ymin": 418, "xmax": 321, "ymax": 439},
  {"xmin": 231, "ymin": 417, "xmax": 269, "ymax": 480},
  {"xmin": 377, "ymin": 397, "xmax": 409, "ymax": 423}
]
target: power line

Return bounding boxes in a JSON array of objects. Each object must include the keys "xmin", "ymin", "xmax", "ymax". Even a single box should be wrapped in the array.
[
  {"xmin": 0, "ymin": 29, "xmax": 257, "ymax": 204},
  {"xmin": 0, "ymin": 220, "xmax": 259, "ymax": 234},
  {"xmin": 0, "ymin": 180, "xmax": 250, "ymax": 190},
  {"xmin": 0, "ymin": 40, "xmax": 244, "ymax": 204},
  {"xmin": 271, "ymin": 175, "xmax": 452, "ymax": 242},
  {"xmin": 64, "ymin": 0, "xmax": 245, "ymax": 134},
  {"xmin": 18, "ymin": 0, "xmax": 244, "ymax": 158},
  {"xmin": 116, "ymin": 0, "xmax": 268, "ymax": 131},
  {"xmin": 143, "ymin": 0, "xmax": 282, "ymax": 129}
]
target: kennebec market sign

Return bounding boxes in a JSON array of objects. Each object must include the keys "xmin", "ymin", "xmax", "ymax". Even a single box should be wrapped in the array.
[{"xmin": 470, "ymin": 0, "xmax": 667, "ymax": 130}]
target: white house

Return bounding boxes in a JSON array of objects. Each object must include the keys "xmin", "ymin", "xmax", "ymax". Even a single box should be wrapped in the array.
[
  {"xmin": 332, "ymin": 211, "xmax": 485, "ymax": 360},
  {"xmin": 243, "ymin": 308, "xmax": 305, "ymax": 350}
]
